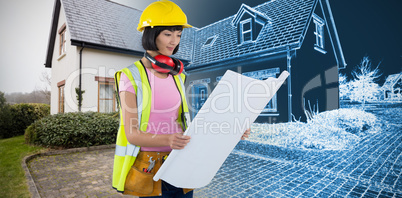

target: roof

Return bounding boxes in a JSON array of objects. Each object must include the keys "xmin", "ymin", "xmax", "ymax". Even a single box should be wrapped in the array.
[
  {"xmin": 183, "ymin": 0, "xmax": 346, "ymax": 69},
  {"xmin": 45, "ymin": 0, "xmax": 195, "ymax": 68},
  {"xmin": 231, "ymin": 4, "xmax": 270, "ymax": 26},
  {"xmin": 45, "ymin": 0, "xmax": 145, "ymax": 68},
  {"xmin": 381, "ymin": 72, "xmax": 402, "ymax": 91},
  {"xmin": 63, "ymin": 0, "xmax": 144, "ymax": 51},
  {"xmin": 45, "ymin": 0, "xmax": 346, "ymax": 70}
]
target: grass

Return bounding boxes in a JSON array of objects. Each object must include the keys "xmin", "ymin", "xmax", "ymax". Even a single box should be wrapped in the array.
[{"xmin": 0, "ymin": 135, "xmax": 45, "ymax": 198}]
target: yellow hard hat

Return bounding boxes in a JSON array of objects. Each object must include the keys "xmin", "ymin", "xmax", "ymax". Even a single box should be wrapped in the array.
[{"xmin": 137, "ymin": 0, "xmax": 192, "ymax": 32}]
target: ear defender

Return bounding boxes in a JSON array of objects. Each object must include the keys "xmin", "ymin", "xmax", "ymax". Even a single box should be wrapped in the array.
[{"xmin": 145, "ymin": 52, "xmax": 184, "ymax": 75}]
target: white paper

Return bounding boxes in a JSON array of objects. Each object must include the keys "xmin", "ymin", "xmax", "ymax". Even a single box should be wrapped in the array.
[{"xmin": 153, "ymin": 70, "xmax": 289, "ymax": 188}]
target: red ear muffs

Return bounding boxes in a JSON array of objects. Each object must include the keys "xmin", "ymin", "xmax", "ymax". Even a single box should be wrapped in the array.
[{"xmin": 145, "ymin": 52, "xmax": 184, "ymax": 75}]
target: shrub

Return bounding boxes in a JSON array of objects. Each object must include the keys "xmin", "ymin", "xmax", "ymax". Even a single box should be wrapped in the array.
[
  {"xmin": 25, "ymin": 112, "xmax": 119, "ymax": 148},
  {"xmin": 0, "ymin": 94, "xmax": 12, "ymax": 139},
  {"xmin": 248, "ymin": 108, "xmax": 379, "ymax": 151},
  {"xmin": 0, "ymin": 103, "xmax": 50, "ymax": 139}
]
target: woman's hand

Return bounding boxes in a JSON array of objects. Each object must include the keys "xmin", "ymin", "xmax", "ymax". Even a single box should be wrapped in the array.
[
  {"xmin": 241, "ymin": 128, "xmax": 251, "ymax": 140},
  {"xmin": 168, "ymin": 133, "xmax": 191, "ymax": 150}
]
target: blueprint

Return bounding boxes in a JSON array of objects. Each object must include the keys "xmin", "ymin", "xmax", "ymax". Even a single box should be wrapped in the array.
[{"xmin": 153, "ymin": 70, "xmax": 289, "ymax": 188}]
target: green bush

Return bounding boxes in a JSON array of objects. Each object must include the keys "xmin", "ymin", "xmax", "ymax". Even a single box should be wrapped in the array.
[
  {"xmin": 0, "ymin": 103, "xmax": 50, "ymax": 139},
  {"xmin": 25, "ymin": 112, "xmax": 119, "ymax": 148},
  {"xmin": 0, "ymin": 92, "xmax": 12, "ymax": 139}
]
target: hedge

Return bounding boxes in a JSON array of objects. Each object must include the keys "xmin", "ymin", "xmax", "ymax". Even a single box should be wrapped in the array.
[
  {"xmin": 25, "ymin": 111, "xmax": 119, "ymax": 148},
  {"xmin": 0, "ymin": 103, "xmax": 50, "ymax": 139}
]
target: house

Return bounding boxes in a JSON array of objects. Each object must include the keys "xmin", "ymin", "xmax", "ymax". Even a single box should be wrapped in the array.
[
  {"xmin": 381, "ymin": 72, "xmax": 402, "ymax": 101},
  {"xmin": 45, "ymin": 0, "xmax": 346, "ymax": 123},
  {"xmin": 44, "ymin": 0, "xmax": 192, "ymax": 114},
  {"xmin": 181, "ymin": 0, "xmax": 347, "ymax": 122}
]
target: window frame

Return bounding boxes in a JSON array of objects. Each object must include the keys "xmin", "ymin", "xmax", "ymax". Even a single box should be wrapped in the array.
[
  {"xmin": 203, "ymin": 35, "xmax": 218, "ymax": 47},
  {"xmin": 57, "ymin": 80, "xmax": 65, "ymax": 113},
  {"xmin": 96, "ymin": 77, "xmax": 116, "ymax": 113},
  {"xmin": 240, "ymin": 18, "xmax": 253, "ymax": 43},
  {"xmin": 242, "ymin": 68, "xmax": 280, "ymax": 114},
  {"xmin": 312, "ymin": 13, "xmax": 327, "ymax": 54},
  {"xmin": 58, "ymin": 23, "xmax": 67, "ymax": 56}
]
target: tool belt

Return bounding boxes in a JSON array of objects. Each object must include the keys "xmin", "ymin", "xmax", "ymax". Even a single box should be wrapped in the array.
[{"xmin": 123, "ymin": 151, "xmax": 193, "ymax": 197}]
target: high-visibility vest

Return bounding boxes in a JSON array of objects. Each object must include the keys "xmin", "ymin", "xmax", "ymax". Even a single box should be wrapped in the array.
[{"xmin": 112, "ymin": 61, "xmax": 190, "ymax": 193}]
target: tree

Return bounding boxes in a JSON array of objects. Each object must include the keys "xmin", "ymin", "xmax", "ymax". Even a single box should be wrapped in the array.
[
  {"xmin": 349, "ymin": 56, "xmax": 382, "ymax": 107},
  {"xmin": 0, "ymin": 91, "xmax": 12, "ymax": 138},
  {"xmin": 37, "ymin": 71, "xmax": 51, "ymax": 104},
  {"xmin": 0, "ymin": 91, "xmax": 6, "ymax": 107}
]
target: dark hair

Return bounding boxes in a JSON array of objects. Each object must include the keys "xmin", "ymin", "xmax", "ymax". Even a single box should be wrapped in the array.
[{"xmin": 142, "ymin": 26, "xmax": 183, "ymax": 55}]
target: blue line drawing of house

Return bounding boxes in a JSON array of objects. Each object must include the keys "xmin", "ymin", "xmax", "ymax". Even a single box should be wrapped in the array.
[
  {"xmin": 175, "ymin": 0, "xmax": 347, "ymax": 122},
  {"xmin": 380, "ymin": 72, "xmax": 402, "ymax": 101}
]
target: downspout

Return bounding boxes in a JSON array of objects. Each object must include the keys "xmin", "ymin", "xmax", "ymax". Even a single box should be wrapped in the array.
[
  {"xmin": 79, "ymin": 43, "xmax": 85, "ymax": 112},
  {"xmin": 287, "ymin": 48, "xmax": 292, "ymax": 122}
]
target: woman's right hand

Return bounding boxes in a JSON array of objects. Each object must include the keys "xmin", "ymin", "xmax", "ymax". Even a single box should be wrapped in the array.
[{"xmin": 168, "ymin": 133, "xmax": 191, "ymax": 150}]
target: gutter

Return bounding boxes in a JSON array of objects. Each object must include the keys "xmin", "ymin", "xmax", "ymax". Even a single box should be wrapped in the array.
[
  {"xmin": 78, "ymin": 43, "xmax": 85, "ymax": 112},
  {"xmin": 71, "ymin": 40, "xmax": 144, "ymax": 57},
  {"xmin": 185, "ymin": 43, "xmax": 300, "ymax": 73},
  {"xmin": 287, "ymin": 48, "xmax": 293, "ymax": 122}
]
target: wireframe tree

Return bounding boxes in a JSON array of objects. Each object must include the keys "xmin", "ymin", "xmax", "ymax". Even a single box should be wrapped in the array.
[{"xmin": 349, "ymin": 56, "xmax": 382, "ymax": 107}]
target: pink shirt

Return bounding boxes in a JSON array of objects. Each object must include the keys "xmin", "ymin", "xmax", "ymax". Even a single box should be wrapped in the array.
[{"xmin": 119, "ymin": 66, "xmax": 183, "ymax": 152}]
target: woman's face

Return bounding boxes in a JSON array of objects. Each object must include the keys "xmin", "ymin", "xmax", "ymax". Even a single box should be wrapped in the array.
[{"xmin": 155, "ymin": 29, "xmax": 182, "ymax": 56}]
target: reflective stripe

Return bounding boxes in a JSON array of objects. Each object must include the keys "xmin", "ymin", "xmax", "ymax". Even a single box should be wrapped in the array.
[
  {"xmin": 178, "ymin": 75, "xmax": 186, "ymax": 98},
  {"xmin": 115, "ymin": 144, "xmax": 141, "ymax": 157},
  {"xmin": 126, "ymin": 144, "xmax": 140, "ymax": 156},
  {"xmin": 115, "ymin": 145, "xmax": 126, "ymax": 157},
  {"xmin": 127, "ymin": 65, "xmax": 143, "ymax": 125},
  {"xmin": 176, "ymin": 74, "xmax": 190, "ymax": 129},
  {"xmin": 184, "ymin": 112, "xmax": 191, "ymax": 129}
]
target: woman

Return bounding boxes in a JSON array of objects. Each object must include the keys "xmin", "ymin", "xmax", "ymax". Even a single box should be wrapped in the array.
[{"xmin": 112, "ymin": 1, "xmax": 250, "ymax": 197}]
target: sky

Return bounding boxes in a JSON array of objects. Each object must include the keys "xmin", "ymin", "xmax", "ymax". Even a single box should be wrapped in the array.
[
  {"xmin": 0, "ymin": 0, "xmax": 54, "ymax": 94},
  {"xmin": 0, "ymin": 0, "xmax": 401, "ymax": 94}
]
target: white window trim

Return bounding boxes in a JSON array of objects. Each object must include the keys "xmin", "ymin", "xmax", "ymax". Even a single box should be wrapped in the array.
[
  {"xmin": 203, "ymin": 35, "xmax": 218, "ymax": 47},
  {"xmin": 312, "ymin": 13, "xmax": 327, "ymax": 54},
  {"xmin": 240, "ymin": 18, "xmax": 253, "ymax": 43}
]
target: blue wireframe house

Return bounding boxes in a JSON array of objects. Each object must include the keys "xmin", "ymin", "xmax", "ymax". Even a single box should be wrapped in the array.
[
  {"xmin": 380, "ymin": 72, "xmax": 402, "ymax": 101},
  {"xmin": 176, "ymin": 0, "xmax": 347, "ymax": 122}
]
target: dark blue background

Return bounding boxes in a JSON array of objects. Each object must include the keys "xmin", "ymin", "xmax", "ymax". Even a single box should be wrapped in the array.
[{"xmin": 178, "ymin": 0, "xmax": 402, "ymax": 84}]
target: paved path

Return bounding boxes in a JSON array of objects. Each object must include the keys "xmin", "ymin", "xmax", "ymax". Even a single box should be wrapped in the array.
[
  {"xmin": 28, "ymin": 106, "xmax": 402, "ymax": 197},
  {"xmin": 28, "ymin": 149, "xmax": 127, "ymax": 198}
]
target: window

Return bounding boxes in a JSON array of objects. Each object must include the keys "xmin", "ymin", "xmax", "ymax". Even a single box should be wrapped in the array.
[
  {"xmin": 312, "ymin": 14, "xmax": 326, "ymax": 54},
  {"xmin": 98, "ymin": 82, "xmax": 116, "ymax": 113},
  {"xmin": 57, "ymin": 80, "xmax": 65, "ymax": 113},
  {"xmin": 232, "ymin": 5, "xmax": 269, "ymax": 45},
  {"xmin": 242, "ymin": 68, "xmax": 280, "ymax": 113},
  {"xmin": 96, "ymin": 77, "xmax": 116, "ymax": 113},
  {"xmin": 58, "ymin": 23, "xmax": 66, "ymax": 56},
  {"xmin": 203, "ymin": 35, "xmax": 218, "ymax": 47},
  {"xmin": 240, "ymin": 18, "xmax": 252, "ymax": 43},
  {"xmin": 189, "ymin": 78, "xmax": 210, "ymax": 118}
]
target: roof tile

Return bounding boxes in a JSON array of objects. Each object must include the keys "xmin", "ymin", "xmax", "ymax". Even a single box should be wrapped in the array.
[
  {"xmin": 187, "ymin": 0, "xmax": 316, "ymax": 67},
  {"xmin": 62, "ymin": 0, "xmax": 143, "ymax": 52}
]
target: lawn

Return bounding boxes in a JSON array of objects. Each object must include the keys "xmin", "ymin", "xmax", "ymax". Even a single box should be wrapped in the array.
[{"xmin": 0, "ymin": 135, "xmax": 45, "ymax": 198}]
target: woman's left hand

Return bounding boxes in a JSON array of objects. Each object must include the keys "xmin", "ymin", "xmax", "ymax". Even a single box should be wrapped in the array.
[{"xmin": 241, "ymin": 128, "xmax": 251, "ymax": 140}]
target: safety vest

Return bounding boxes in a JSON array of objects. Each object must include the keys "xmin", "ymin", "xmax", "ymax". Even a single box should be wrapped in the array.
[{"xmin": 112, "ymin": 61, "xmax": 190, "ymax": 193}]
